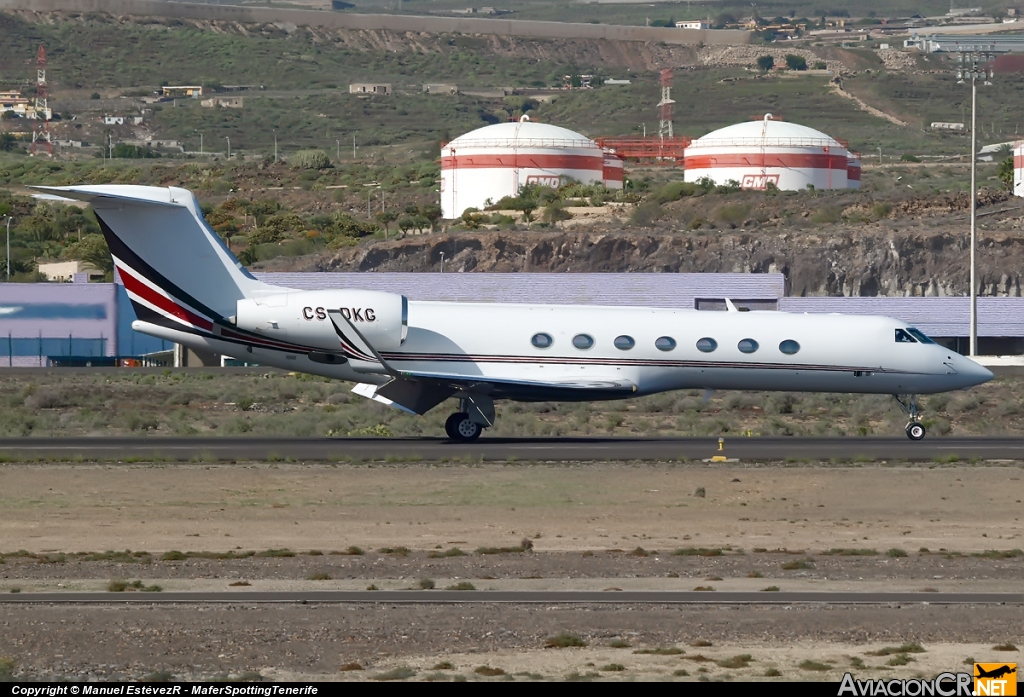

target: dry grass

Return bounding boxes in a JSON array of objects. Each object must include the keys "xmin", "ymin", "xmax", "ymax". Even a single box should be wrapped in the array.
[{"xmin": 2, "ymin": 372, "xmax": 1022, "ymax": 440}]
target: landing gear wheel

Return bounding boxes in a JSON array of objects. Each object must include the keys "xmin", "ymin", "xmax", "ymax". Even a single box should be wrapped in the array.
[
  {"xmin": 445, "ymin": 412, "xmax": 482, "ymax": 442},
  {"xmin": 893, "ymin": 395, "xmax": 926, "ymax": 441}
]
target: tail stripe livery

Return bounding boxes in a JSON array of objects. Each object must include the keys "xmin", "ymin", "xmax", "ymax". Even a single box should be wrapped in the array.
[{"xmin": 115, "ymin": 257, "xmax": 215, "ymax": 333}]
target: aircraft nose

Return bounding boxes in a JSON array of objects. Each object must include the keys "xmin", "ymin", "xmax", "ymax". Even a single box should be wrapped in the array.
[{"xmin": 954, "ymin": 354, "xmax": 994, "ymax": 387}]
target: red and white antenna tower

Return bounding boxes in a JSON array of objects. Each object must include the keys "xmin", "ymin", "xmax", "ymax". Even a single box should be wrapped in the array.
[
  {"xmin": 31, "ymin": 44, "xmax": 53, "ymax": 157},
  {"xmin": 657, "ymin": 68, "xmax": 674, "ymax": 141}
]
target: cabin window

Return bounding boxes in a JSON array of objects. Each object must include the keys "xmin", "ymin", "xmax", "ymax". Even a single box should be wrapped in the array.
[
  {"xmin": 573, "ymin": 334, "xmax": 595, "ymax": 350},
  {"xmin": 779, "ymin": 339, "xmax": 800, "ymax": 355},
  {"xmin": 696, "ymin": 337, "xmax": 717, "ymax": 353},
  {"xmin": 655, "ymin": 336, "xmax": 677, "ymax": 351},
  {"xmin": 614, "ymin": 335, "xmax": 635, "ymax": 350},
  {"xmin": 895, "ymin": 329, "xmax": 917, "ymax": 344},
  {"xmin": 738, "ymin": 338, "xmax": 759, "ymax": 354},
  {"xmin": 531, "ymin": 332, "xmax": 553, "ymax": 349},
  {"xmin": 906, "ymin": 328, "xmax": 935, "ymax": 344}
]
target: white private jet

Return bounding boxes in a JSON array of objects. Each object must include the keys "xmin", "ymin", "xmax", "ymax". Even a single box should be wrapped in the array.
[{"xmin": 35, "ymin": 185, "xmax": 993, "ymax": 442}]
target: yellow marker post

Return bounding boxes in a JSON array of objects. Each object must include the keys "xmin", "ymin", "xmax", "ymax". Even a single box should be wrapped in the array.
[{"xmin": 711, "ymin": 437, "xmax": 728, "ymax": 462}]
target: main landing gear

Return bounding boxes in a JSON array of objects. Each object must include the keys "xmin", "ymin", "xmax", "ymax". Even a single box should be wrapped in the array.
[
  {"xmin": 893, "ymin": 394, "xmax": 926, "ymax": 441},
  {"xmin": 444, "ymin": 396, "xmax": 494, "ymax": 442},
  {"xmin": 444, "ymin": 412, "xmax": 482, "ymax": 442}
]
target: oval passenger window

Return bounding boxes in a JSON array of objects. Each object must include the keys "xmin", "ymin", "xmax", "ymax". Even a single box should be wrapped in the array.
[
  {"xmin": 779, "ymin": 339, "xmax": 800, "ymax": 355},
  {"xmin": 531, "ymin": 333, "xmax": 553, "ymax": 349},
  {"xmin": 738, "ymin": 338, "xmax": 759, "ymax": 354},
  {"xmin": 573, "ymin": 334, "xmax": 595, "ymax": 350},
  {"xmin": 613, "ymin": 335, "xmax": 635, "ymax": 350},
  {"xmin": 655, "ymin": 336, "xmax": 676, "ymax": 351},
  {"xmin": 696, "ymin": 337, "xmax": 717, "ymax": 353}
]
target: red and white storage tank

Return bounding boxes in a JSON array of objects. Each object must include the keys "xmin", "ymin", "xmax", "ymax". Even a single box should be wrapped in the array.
[
  {"xmin": 684, "ymin": 114, "xmax": 849, "ymax": 191},
  {"xmin": 441, "ymin": 116, "xmax": 607, "ymax": 218},
  {"xmin": 1014, "ymin": 141, "xmax": 1024, "ymax": 198},
  {"xmin": 847, "ymin": 153, "xmax": 862, "ymax": 190},
  {"xmin": 603, "ymin": 152, "xmax": 624, "ymax": 190}
]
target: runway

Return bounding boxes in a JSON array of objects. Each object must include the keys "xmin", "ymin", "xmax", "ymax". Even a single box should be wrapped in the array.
[
  {"xmin": 1, "ymin": 436, "xmax": 1023, "ymax": 461},
  {"xmin": 1, "ymin": 591, "xmax": 1021, "ymax": 605}
]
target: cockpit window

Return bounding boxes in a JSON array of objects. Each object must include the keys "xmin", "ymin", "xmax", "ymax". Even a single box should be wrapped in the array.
[
  {"xmin": 895, "ymin": 329, "xmax": 917, "ymax": 344},
  {"xmin": 906, "ymin": 328, "xmax": 936, "ymax": 344}
]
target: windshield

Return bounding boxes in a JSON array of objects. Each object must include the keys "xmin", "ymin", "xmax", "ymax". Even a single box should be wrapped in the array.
[{"xmin": 906, "ymin": 327, "xmax": 936, "ymax": 344}]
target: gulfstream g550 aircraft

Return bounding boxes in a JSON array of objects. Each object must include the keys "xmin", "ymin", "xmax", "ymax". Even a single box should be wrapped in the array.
[{"xmin": 36, "ymin": 185, "xmax": 993, "ymax": 442}]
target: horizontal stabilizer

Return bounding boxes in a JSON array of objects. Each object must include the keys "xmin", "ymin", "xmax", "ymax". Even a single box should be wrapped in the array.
[{"xmin": 351, "ymin": 383, "xmax": 419, "ymax": 415}]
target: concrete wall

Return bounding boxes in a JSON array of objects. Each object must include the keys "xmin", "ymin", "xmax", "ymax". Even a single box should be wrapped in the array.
[{"xmin": 0, "ymin": 0, "xmax": 751, "ymax": 46}]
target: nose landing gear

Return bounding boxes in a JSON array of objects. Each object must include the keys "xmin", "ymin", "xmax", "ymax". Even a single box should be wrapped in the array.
[{"xmin": 893, "ymin": 394, "xmax": 926, "ymax": 441}]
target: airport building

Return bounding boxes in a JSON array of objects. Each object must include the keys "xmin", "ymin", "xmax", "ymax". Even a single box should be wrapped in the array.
[{"xmin": 0, "ymin": 276, "xmax": 172, "ymax": 367}]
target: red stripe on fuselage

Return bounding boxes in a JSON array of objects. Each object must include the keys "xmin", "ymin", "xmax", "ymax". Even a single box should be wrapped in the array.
[{"xmin": 118, "ymin": 263, "xmax": 214, "ymax": 332}]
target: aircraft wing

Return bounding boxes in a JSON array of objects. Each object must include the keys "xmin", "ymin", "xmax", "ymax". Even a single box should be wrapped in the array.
[
  {"xmin": 394, "ymin": 369, "xmax": 637, "ymax": 398},
  {"xmin": 355, "ymin": 371, "xmax": 637, "ymax": 415}
]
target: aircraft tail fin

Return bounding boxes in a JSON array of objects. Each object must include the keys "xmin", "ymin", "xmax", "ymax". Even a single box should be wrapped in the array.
[{"xmin": 33, "ymin": 185, "xmax": 271, "ymax": 329}]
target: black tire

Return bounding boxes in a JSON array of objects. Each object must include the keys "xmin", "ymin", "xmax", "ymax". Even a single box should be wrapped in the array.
[
  {"xmin": 906, "ymin": 422, "xmax": 926, "ymax": 441},
  {"xmin": 445, "ymin": 412, "xmax": 482, "ymax": 442},
  {"xmin": 444, "ymin": 412, "xmax": 465, "ymax": 440}
]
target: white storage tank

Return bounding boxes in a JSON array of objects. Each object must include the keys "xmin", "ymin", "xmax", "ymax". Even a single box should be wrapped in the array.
[
  {"xmin": 603, "ymin": 152, "xmax": 624, "ymax": 190},
  {"xmin": 847, "ymin": 153, "xmax": 862, "ymax": 190},
  {"xmin": 440, "ymin": 116, "xmax": 606, "ymax": 218},
  {"xmin": 1015, "ymin": 141, "xmax": 1024, "ymax": 198},
  {"xmin": 684, "ymin": 114, "xmax": 849, "ymax": 191}
]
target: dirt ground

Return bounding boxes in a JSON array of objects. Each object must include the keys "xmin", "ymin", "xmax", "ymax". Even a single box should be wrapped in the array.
[
  {"xmin": 0, "ymin": 461, "xmax": 1021, "ymax": 681},
  {"xmin": 1, "ymin": 462, "xmax": 1021, "ymax": 556}
]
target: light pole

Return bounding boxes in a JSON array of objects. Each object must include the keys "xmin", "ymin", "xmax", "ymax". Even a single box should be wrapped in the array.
[
  {"xmin": 273, "ymin": 129, "xmax": 277, "ymax": 162},
  {"xmin": 439, "ymin": 251, "xmax": 445, "ymax": 273},
  {"xmin": 5, "ymin": 216, "xmax": 12, "ymax": 282},
  {"xmin": 336, "ymin": 139, "xmax": 340, "ymax": 161},
  {"xmin": 225, "ymin": 136, "xmax": 231, "ymax": 160},
  {"xmin": 956, "ymin": 44, "xmax": 994, "ymax": 357}
]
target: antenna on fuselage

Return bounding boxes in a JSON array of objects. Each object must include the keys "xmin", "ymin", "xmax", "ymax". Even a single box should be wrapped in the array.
[{"xmin": 724, "ymin": 298, "xmax": 739, "ymax": 312}]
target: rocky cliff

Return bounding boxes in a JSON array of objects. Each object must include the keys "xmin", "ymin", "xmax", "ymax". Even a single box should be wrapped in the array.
[{"xmin": 302, "ymin": 227, "xmax": 1024, "ymax": 297}]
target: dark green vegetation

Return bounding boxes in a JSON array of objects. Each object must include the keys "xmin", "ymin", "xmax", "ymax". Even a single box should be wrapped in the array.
[
  {"xmin": 0, "ymin": 13, "xmax": 571, "ymax": 91},
  {"xmin": 2, "ymin": 369, "xmax": 1021, "ymax": 439}
]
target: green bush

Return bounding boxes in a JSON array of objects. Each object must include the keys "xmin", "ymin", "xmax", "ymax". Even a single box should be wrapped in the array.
[{"xmin": 291, "ymin": 149, "xmax": 331, "ymax": 169}]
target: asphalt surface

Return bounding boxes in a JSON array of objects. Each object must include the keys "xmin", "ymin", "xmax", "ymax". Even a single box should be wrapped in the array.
[
  {"xmin": 1, "ymin": 436, "xmax": 1023, "ymax": 461},
  {"xmin": 1, "ymin": 591, "xmax": 1021, "ymax": 605}
]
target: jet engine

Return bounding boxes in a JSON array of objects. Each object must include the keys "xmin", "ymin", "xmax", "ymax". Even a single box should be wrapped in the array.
[{"xmin": 233, "ymin": 289, "xmax": 407, "ymax": 354}]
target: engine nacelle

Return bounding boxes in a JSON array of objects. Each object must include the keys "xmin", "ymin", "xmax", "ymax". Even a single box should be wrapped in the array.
[{"xmin": 234, "ymin": 289, "xmax": 407, "ymax": 353}]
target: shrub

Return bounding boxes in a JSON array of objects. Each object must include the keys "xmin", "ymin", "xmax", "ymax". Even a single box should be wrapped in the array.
[
  {"xmin": 474, "ymin": 666, "xmax": 506, "ymax": 676},
  {"xmin": 716, "ymin": 654, "xmax": 753, "ymax": 669},
  {"xmin": 445, "ymin": 581, "xmax": 476, "ymax": 591},
  {"xmin": 810, "ymin": 205, "xmax": 842, "ymax": 224},
  {"xmin": 545, "ymin": 633, "xmax": 587, "ymax": 648},
  {"xmin": 291, "ymin": 149, "xmax": 331, "ymax": 169},
  {"xmin": 757, "ymin": 55, "xmax": 775, "ymax": 70},
  {"xmin": 372, "ymin": 667, "xmax": 415, "ymax": 681},
  {"xmin": 785, "ymin": 54, "xmax": 808, "ymax": 70},
  {"xmin": 417, "ymin": 578, "xmax": 435, "ymax": 589},
  {"xmin": 799, "ymin": 660, "xmax": 831, "ymax": 671}
]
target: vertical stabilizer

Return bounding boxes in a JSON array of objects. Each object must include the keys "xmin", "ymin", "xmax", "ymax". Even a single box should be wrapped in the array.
[{"xmin": 33, "ymin": 185, "xmax": 272, "ymax": 329}]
